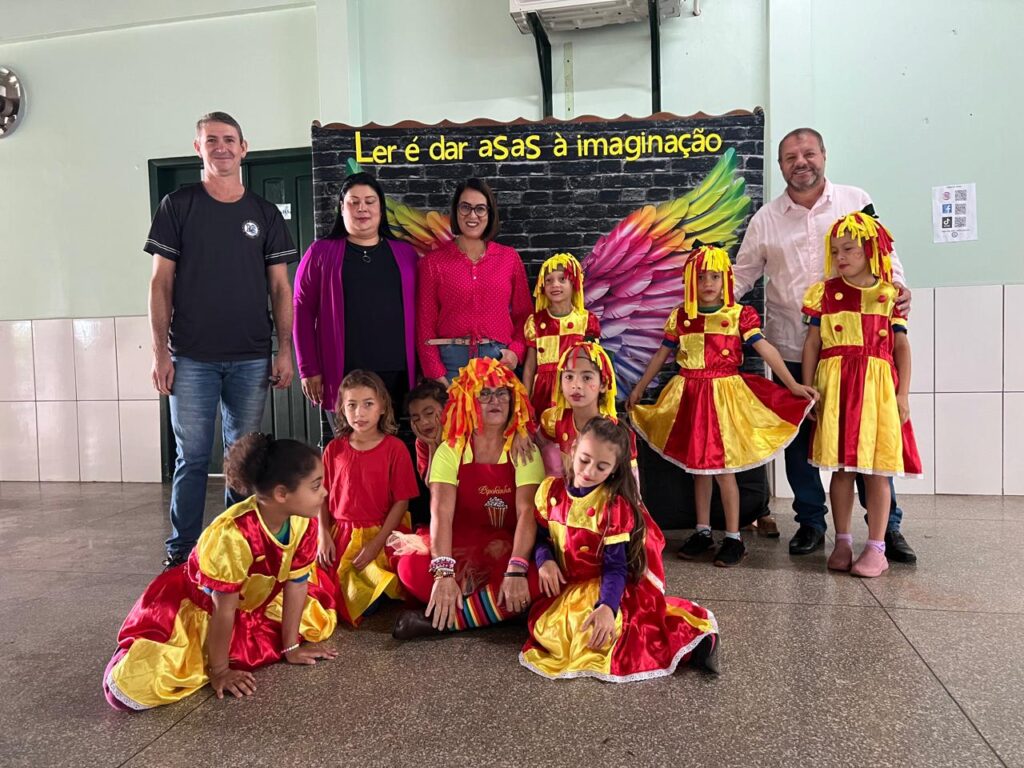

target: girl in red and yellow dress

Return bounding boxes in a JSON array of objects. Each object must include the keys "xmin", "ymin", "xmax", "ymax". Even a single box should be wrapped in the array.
[
  {"xmin": 521, "ymin": 417, "xmax": 719, "ymax": 682},
  {"xmin": 539, "ymin": 341, "xmax": 667, "ymax": 589},
  {"xmin": 522, "ymin": 253, "xmax": 601, "ymax": 417},
  {"xmin": 628, "ymin": 246, "xmax": 817, "ymax": 567},
  {"xmin": 390, "ymin": 358, "xmax": 546, "ymax": 639},
  {"xmin": 103, "ymin": 435, "xmax": 338, "ymax": 711},
  {"xmin": 313, "ymin": 371, "xmax": 419, "ymax": 626},
  {"xmin": 802, "ymin": 212, "xmax": 922, "ymax": 578}
]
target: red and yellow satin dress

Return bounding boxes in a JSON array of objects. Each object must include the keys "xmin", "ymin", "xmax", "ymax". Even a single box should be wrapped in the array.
[
  {"xmin": 103, "ymin": 498, "xmax": 336, "ymax": 710},
  {"xmin": 630, "ymin": 303, "xmax": 813, "ymax": 474},
  {"xmin": 520, "ymin": 477, "xmax": 717, "ymax": 682},
  {"xmin": 525, "ymin": 308, "xmax": 600, "ymax": 416},
  {"xmin": 802, "ymin": 277, "xmax": 922, "ymax": 476},
  {"xmin": 311, "ymin": 435, "xmax": 419, "ymax": 626},
  {"xmin": 539, "ymin": 406, "xmax": 667, "ymax": 591}
]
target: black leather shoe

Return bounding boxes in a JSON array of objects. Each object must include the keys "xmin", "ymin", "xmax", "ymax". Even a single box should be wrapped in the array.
[
  {"xmin": 884, "ymin": 530, "xmax": 918, "ymax": 563},
  {"xmin": 392, "ymin": 609, "xmax": 444, "ymax": 641},
  {"xmin": 788, "ymin": 525, "xmax": 825, "ymax": 555}
]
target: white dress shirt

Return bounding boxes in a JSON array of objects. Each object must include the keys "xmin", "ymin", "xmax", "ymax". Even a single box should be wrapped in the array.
[{"xmin": 733, "ymin": 180, "xmax": 906, "ymax": 362}]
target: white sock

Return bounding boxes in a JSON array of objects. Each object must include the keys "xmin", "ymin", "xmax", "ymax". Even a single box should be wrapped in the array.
[{"xmin": 725, "ymin": 531, "xmax": 741, "ymax": 540}]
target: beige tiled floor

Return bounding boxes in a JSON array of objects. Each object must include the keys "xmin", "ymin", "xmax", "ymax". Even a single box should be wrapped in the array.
[{"xmin": 0, "ymin": 482, "xmax": 1018, "ymax": 767}]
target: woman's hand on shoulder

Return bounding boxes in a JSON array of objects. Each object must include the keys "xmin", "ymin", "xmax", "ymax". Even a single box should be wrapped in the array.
[
  {"xmin": 499, "ymin": 348, "xmax": 519, "ymax": 369},
  {"xmin": 510, "ymin": 432, "xmax": 537, "ymax": 466}
]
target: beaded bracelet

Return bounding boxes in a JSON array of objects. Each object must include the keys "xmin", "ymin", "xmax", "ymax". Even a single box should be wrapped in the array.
[
  {"xmin": 432, "ymin": 569, "xmax": 455, "ymax": 581},
  {"xmin": 507, "ymin": 556, "xmax": 529, "ymax": 571},
  {"xmin": 282, "ymin": 642, "xmax": 301, "ymax": 654},
  {"xmin": 429, "ymin": 556, "xmax": 456, "ymax": 574}
]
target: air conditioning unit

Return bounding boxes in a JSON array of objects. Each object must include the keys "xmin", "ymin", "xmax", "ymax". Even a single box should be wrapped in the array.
[{"xmin": 510, "ymin": 0, "xmax": 681, "ymax": 34}]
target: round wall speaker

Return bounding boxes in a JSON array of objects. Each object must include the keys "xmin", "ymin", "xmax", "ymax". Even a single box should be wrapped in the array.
[{"xmin": 0, "ymin": 68, "xmax": 26, "ymax": 138}]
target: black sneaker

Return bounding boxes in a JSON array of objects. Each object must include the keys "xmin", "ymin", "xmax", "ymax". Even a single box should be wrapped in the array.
[
  {"xmin": 678, "ymin": 530, "xmax": 715, "ymax": 560},
  {"xmin": 162, "ymin": 552, "xmax": 188, "ymax": 570},
  {"xmin": 713, "ymin": 537, "xmax": 747, "ymax": 567}
]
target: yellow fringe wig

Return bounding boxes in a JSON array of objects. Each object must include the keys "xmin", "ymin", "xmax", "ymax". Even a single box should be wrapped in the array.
[
  {"xmin": 441, "ymin": 357, "xmax": 535, "ymax": 458},
  {"xmin": 682, "ymin": 245, "xmax": 736, "ymax": 319},
  {"xmin": 551, "ymin": 341, "xmax": 618, "ymax": 419},
  {"xmin": 533, "ymin": 252, "xmax": 585, "ymax": 312},
  {"xmin": 825, "ymin": 212, "xmax": 896, "ymax": 282}
]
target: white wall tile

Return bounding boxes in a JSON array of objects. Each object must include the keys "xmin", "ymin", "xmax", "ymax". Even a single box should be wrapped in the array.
[
  {"xmin": 1005, "ymin": 393, "xmax": 1024, "ymax": 495},
  {"xmin": 0, "ymin": 402, "xmax": 39, "ymax": 481},
  {"xmin": 0, "ymin": 321, "xmax": 35, "ymax": 401},
  {"xmin": 894, "ymin": 394, "xmax": 934, "ymax": 495},
  {"xmin": 115, "ymin": 316, "xmax": 157, "ymax": 400},
  {"xmin": 935, "ymin": 285, "xmax": 1002, "ymax": 393},
  {"xmin": 119, "ymin": 401, "xmax": 161, "ymax": 482},
  {"xmin": 935, "ymin": 393, "xmax": 1002, "ymax": 494},
  {"xmin": 1005, "ymin": 285, "xmax": 1024, "ymax": 392},
  {"xmin": 73, "ymin": 318, "xmax": 118, "ymax": 400},
  {"xmin": 77, "ymin": 401, "xmax": 121, "ymax": 482},
  {"xmin": 37, "ymin": 401, "xmax": 80, "ymax": 481},
  {"xmin": 32, "ymin": 319, "xmax": 76, "ymax": 401},
  {"xmin": 908, "ymin": 288, "xmax": 934, "ymax": 394}
]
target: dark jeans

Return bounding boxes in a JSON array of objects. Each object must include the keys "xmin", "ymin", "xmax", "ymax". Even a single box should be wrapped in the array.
[
  {"xmin": 781, "ymin": 361, "xmax": 903, "ymax": 533},
  {"xmin": 438, "ymin": 342, "xmax": 504, "ymax": 383},
  {"xmin": 166, "ymin": 356, "xmax": 270, "ymax": 557}
]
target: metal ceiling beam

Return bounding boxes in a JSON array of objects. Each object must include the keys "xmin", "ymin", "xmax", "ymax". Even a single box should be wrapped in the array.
[
  {"xmin": 648, "ymin": 0, "xmax": 662, "ymax": 113},
  {"xmin": 526, "ymin": 12, "xmax": 554, "ymax": 119}
]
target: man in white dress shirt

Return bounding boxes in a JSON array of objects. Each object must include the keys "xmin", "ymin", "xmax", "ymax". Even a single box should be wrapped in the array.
[{"xmin": 733, "ymin": 128, "xmax": 917, "ymax": 562}]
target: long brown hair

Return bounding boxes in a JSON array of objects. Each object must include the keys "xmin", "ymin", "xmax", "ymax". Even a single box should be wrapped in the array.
[
  {"xmin": 334, "ymin": 370, "xmax": 398, "ymax": 437},
  {"xmin": 568, "ymin": 416, "xmax": 648, "ymax": 581}
]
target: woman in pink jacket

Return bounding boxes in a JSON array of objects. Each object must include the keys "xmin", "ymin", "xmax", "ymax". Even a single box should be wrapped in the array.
[{"xmin": 293, "ymin": 173, "xmax": 418, "ymax": 439}]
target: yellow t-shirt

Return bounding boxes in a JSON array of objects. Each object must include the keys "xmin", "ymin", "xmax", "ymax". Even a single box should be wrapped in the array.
[{"xmin": 429, "ymin": 441, "xmax": 545, "ymax": 487}]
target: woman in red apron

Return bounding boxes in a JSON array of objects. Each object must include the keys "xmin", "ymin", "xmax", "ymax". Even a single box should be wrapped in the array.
[{"xmin": 390, "ymin": 358, "xmax": 544, "ymax": 639}]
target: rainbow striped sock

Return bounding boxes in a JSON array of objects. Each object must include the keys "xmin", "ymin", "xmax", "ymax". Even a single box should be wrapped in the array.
[{"xmin": 454, "ymin": 583, "xmax": 514, "ymax": 631}]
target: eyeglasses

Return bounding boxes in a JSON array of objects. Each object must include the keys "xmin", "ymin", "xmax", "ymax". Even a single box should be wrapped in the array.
[
  {"xmin": 457, "ymin": 202, "xmax": 489, "ymax": 217},
  {"xmin": 478, "ymin": 388, "xmax": 511, "ymax": 403}
]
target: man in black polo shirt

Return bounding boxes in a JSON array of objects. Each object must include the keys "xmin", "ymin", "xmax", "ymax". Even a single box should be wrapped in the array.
[{"xmin": 146, "ymin": 111, "xmax": 297, "ymax": 568}]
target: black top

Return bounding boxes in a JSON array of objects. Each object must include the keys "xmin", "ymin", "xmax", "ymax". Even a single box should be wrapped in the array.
[
  {"xmin": 342, "ymin": 239, "xmax": 407, "ymax": 373},
  {"xmin": 144, "ymin": 184, "xmax": 297, "ymax": 361}
]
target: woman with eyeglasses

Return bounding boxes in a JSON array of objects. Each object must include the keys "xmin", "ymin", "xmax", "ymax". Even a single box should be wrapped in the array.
[
  {"xmin": 389, "ymin": 358, "xmax": 544, "ymax": 640},
  {"xmin": 294, "ymin": 172, "xmax": 418, "ymax": 443},
  {"xmin": 417, "ymin": 178, "xmax": 533, "ymax": 385}
]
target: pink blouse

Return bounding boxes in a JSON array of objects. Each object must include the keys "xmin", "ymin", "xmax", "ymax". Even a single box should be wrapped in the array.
[{"xmin": 416, "ymin": 239, "xmax": 532, "ymax": 379}]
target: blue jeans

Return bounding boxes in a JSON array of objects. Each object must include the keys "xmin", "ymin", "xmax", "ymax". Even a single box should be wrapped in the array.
[
  {"xmin": 166, "ymin": 356, "xmax": 270, "ymax": 557},
  {"xmin": 781, "ymin": 361, "xmax": 903, "ymax": 533},
  {"xmin": 438, "ymin": 342, "xmax": 504, "ymax": 382}
]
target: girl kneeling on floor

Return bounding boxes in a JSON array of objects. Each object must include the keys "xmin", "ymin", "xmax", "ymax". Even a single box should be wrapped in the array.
[{"xmin": 103, "ymin": 434, "xmax": 338, "ymax": 710}]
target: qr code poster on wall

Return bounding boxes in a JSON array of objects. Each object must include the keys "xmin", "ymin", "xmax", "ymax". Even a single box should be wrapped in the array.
[{"xmin": 932, "ymin": 183, "xmax": 977, "ymax": 243}]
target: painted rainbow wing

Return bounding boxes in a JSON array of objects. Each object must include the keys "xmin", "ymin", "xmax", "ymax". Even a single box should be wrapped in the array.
[{"xmin": 582, "ymin": 147, "xmax": 752, "ymax": 395}]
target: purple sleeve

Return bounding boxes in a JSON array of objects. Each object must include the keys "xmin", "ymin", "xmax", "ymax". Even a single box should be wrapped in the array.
[
  {"xmin": 534, "ymin": 525, "xmax": 556, "ymax": 568},
  {"xmin": 597, "ymin": 543, "xmax": 628, "ymax": 614},
  {"xmin": 292, "ymin": 243, "xmax": 322, "ymax": 378}
]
